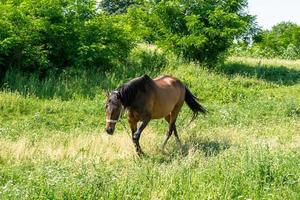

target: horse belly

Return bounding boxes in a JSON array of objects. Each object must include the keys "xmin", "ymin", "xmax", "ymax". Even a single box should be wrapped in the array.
[
  {"xmin": 151, "ymin": 91, "xmax": 180, "ymax": 119},
  {"xmin": 151, "ymin": 103, "xmax": 175, "ymax": 119}
]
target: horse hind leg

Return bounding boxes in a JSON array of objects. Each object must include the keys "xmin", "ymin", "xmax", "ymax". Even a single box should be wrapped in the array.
[
  {"xmin": 161, "ymin": 115, "xmax": 173, "ymax": 152},
  {"xmin": 167, "ymin": 103, "xmax": 184, "ymax": 148},
  {"xmin": 173, "ymin": 124, "xmax": 182, "ymax": 146},
  {"xmin": 161, "ymin": 102, "xmax": 183, "ymax": 151}
]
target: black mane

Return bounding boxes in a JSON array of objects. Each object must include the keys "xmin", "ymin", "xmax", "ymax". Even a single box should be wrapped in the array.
[{"xmin": 117, "ymin": 75, "xmax": 153, "ymax": 107}]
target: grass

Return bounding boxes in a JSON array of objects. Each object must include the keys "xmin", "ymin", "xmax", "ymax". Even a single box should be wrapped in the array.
[{"xmin": 0, "ymin": 53, "xmax": 299, "ymax": 199}]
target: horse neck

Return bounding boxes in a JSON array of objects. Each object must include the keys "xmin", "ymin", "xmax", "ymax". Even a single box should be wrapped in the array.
[{"xmin": 119, "ymin": 76, "xmax": 154, "ymax": 107}]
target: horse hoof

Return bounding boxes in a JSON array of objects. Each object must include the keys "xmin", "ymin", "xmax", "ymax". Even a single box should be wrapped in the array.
[
  {"xmin": 160, "ymin": 147, "xmax": 167, "ymax": 155},
  {"xmin": 137, "ymin": 151, "xmax": 145, "ymax": 157},
  {"xmin": 161, "ymin": 151, "xmax": 167, "ymax": 155},
  {"xmin": 133, "ymin": 134, "xmax": 139, "ymax": 141}
]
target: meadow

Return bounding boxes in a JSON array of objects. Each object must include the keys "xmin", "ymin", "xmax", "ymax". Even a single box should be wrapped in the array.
[{"xmin": 0, "ymin": 50, "xmax": 299, "ymax": 199}]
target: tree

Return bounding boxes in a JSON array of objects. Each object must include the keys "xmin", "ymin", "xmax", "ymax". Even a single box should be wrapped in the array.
[
  {"xmin": 0, "ymin": 0, "xmax": 135, "ymax": 80},
  {"xmin": 100, "ymin": 0, "xmax": 139, "ymax": 14},
  {"xmin": 128, "ymin": 0, "xmax": 254, "ymax": 66},
  {"xmin": 252, "ymin": 22, "xmax": 300, "ymax": 59}
]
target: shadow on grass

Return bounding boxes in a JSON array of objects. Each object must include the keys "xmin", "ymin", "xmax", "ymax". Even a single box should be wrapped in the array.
[
  {"xmin": 182, "ymin": 138, "xmax": 231, "ymax": 157},
  {"xmin": 217, "ymin": 62, "xmax": 300, "ymax": 86},
  {"xmin": 147, "ymin": 138, "xmax": 231, "ymax": 164}
]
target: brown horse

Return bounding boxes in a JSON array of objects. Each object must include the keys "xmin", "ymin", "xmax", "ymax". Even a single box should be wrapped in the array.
[{"xmin": 105, "ymin": 75, "xmax": 207, "ymax": 155}]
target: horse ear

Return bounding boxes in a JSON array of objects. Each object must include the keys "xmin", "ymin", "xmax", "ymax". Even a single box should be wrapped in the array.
[{"xmin": 143, "ymin": 74, "xmax": 150, "ymax": 79}]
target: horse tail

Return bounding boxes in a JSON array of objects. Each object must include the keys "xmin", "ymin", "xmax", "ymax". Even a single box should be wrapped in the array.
[{"xmin": 184, "ymin": 86, "xmax": 207, "ymax": 120}]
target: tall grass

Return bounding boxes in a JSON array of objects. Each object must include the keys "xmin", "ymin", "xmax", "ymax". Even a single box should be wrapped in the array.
[{"xmin": 0, "ymin": 50, "xmax": 299, "ymax": 199}]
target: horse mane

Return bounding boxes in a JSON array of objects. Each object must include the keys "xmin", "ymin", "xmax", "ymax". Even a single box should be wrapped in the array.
[{"xmin": 117, "ymin": 75, "xmax": 153, "ymax": 107}]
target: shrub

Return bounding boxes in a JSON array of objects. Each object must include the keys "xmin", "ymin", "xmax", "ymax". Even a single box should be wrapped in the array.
[
  {"xmin": 233, "ymin": 22, "xmax": 300, "ymax": 59},
  {"xmin": 127, "ymin": 44, "xmax": 168, "ymax": 74},
  {"xmin": 281, "ymin": 44, "xmax": 299, "ymax": 60},
  {"xmin": 77, "ymin": 14, "xmax": 135, "ymax": 70},
  {"xmin": 128, "ymin": 0, "xmax": 254, "ymax": 66},
  {"xmin": 0, "ymin": 0, "xmax": 135, "ymax": 80}
]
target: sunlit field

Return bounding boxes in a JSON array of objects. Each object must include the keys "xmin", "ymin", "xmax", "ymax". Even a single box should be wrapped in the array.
[{"xmin": 0, "ymin": 55, "xmax": 299, "ymax": 199}]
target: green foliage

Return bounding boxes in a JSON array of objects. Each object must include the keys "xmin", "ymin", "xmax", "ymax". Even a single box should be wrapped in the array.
[
  {"xmin": 232, "ymin": 22, "xmax": 300, "ymax": 59},
  {"xmin": 127, "ymin": 44, "xmax": 168, "ymax": 75},
  {"xmin": 78, "ymin": 14, "xmax": 134, "ymax": 70},
  {"xmin": 0, "ymin": 0, "xmax": 135, "ymax": 79},
  {"xmin": 100, "ymin": 0, "xmax": 140, "ymax": 14},
  {"xmin": 282, "ymin": 44, "xmax": 299, "ymax": 60},
  {"xmin": 0, "ymin": 57, "xmax": 299, "ymax": 199},
  {"xmin": 1, "ymin": 0, "xmax": 300, "ymax": 197},
  {"xmin": 128, "ymin": 0, "xmax": 254, "ymax": 66},
  {"xmin": 255, "ymin": 22, "xmax": 300, "ymax": 59},
  {"xmin": 0, "ymin": 0, "xmax": 256, "ymax": 79},
  {"xmin": 1, "ymin": 44, "xmax": 167, "ymax": 99}
]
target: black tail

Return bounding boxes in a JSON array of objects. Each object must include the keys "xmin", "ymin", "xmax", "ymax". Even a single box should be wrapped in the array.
[{"xmin": 184, "ymin": 86, "xmax": 207, "ymax": 120}]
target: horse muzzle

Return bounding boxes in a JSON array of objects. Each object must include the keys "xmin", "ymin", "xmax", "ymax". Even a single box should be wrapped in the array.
[{"xmin": 106, "ymin": 127, "xmax": 114, "ymax": 135}]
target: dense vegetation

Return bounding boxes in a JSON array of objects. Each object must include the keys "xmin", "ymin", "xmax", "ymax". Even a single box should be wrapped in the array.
[
  {"xmin": 127, "ymin": 0, "xmax": 254, "ymax": 64},
  {"xmin": 0, "ymin": 0, "xmax": 253, "ymax": 81},
  {"xmin": 232, "ymin": 22, "xmax": 300, "ymax": 59},
  {"xmin": 0, "ymin": 52, "xmax": 299, "ymax": 199},
  {"xmin": 0, "ymin": 0, "xmax": 134, "ymax": 80},
  {"xmin": 0, "ymin": 0, "xmax": 300, "ymax": 199}
]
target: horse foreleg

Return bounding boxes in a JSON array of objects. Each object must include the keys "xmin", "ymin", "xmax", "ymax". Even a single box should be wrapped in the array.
[
  {"xmin": 129, "ymin": 120, "xmax": 138, "ymax": 148},
  {"xmin": 132, "ymin": 118, "xmax": 150, "ymax": 156}
]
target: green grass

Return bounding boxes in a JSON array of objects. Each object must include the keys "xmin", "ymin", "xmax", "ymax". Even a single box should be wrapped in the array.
[{"xmin": 0, "ymin": 54, "xmax": 299, "ymax": 199}]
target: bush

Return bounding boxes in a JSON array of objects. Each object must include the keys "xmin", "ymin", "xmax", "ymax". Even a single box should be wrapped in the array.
[
  {"xmin": 77, "ymin": 14, "xmax": 134, "ymax": 70},
  {"xmin": 127, "ymin": 44, "xmax": 168, "ymax": 75},
  {"xmin": 128, "ymin": 0, "xmax": 254, "ymax": 66},
  {"xmin": 230, "ymin": 44, "xmax": 277, "ymax": 59},
  {"xmin": 0, "ymin": 0, "xmax": 135, "ymax": 80},
  {"xmin": 281, "ymin": 44, "xmax": 299, "ymax": 60},
  {"xmin": 232, "ymin": 22, "xmax": 300, "ymax": 59}
]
